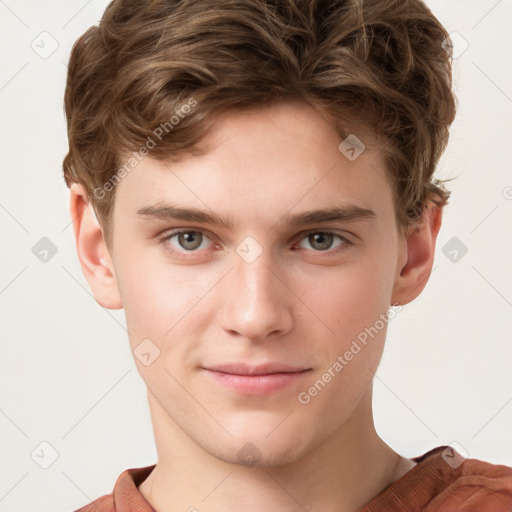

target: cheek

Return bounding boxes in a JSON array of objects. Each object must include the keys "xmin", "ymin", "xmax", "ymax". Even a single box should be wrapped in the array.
[
  {"xmin": 116, "ymin": 262, "xmax": 209, "ymax": 394},
  {"xmin": 295, "ymin": 257, "xmax": 395, "ymax": 345},
  {"xmin": 117, "ymin": 252, "xmax": 222, "ymax": 352},
  {"xmin": 294, "ymin": 262, "xmax": 394, "ymax": 416}
]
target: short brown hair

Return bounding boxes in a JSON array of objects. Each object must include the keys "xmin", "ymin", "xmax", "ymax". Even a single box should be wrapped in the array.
[{"xmin": 63, "ymin": 0, "xmax": 456, "ymax": 248}]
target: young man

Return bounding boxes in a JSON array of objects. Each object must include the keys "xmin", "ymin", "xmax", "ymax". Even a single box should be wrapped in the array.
[{"xmin": 64, "ymin": 0, "xmax": 512, "ymax": 510}]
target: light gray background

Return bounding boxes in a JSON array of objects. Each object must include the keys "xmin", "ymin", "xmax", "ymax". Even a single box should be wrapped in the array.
[{"xmin": 0, "ymin": 1, "xmax": 511, "ymax": 510}]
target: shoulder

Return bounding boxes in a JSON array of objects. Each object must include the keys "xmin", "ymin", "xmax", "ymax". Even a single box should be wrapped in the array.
[
  {"xmin": 72, "ymin": 464, "xmax": 156, "ymax": 512},
  {"xmin": 421, "ymin": 446, "xmax": 512, "ymax": 511},
  {"xmin": 362, "ymin": 446, "xmax": 512, "ymax": 511}
]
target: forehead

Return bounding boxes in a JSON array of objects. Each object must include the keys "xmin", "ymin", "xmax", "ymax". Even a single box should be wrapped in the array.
[{"xmin": 113, "ymin": 101, "xmax": 394, "ymax": 227}]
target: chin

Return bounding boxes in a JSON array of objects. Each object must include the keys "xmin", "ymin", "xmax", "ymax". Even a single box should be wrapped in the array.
[
  {"xmin": 197, "ymin": 422, "xmax": 316, "ymax": 469},
  {"xmin": 210, "ymin": 441, "xmax": 307, "ymax": 469}
]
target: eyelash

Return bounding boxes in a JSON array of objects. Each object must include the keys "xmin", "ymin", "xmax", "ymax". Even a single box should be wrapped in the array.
[{"xmin": 157, "ymin": 229, "xmax": 354, "ymax": 258}]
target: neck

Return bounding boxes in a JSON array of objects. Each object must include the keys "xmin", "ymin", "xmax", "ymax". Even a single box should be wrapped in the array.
[{"xmin": 139, "ymin": 388, "xmax": 413, "ymax": 512}]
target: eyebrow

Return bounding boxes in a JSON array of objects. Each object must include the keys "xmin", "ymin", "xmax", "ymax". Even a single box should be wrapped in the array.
[{"xmin": 135, "ymin": 203, "xmax": 376, "ymax": 230}]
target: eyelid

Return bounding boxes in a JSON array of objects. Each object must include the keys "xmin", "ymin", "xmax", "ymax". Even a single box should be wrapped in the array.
[
  {"xmin": 292, "ymin": 228, "xmax": 353, "ymax": 245},
  {"xmin": 159, "ymin": 228, "xmax": 217, "ymax": 249},
  {"xmin": 158, "ymin": 227, "xmax": 354, "ymax": 256},
  {"xmin": 294, "ymin": 232, "xmax": 353, "ymax": 257}
]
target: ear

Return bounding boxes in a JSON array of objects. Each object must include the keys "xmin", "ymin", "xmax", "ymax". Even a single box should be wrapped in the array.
[
  {"xmin": 391, "ymin": 202, "xmax": 443, "ymax": 306},
  {"xmin": 69, "ymin": 183, "xmax": 123, "ymax": 309}
]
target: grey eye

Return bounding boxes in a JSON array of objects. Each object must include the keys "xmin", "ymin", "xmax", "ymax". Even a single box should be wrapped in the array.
[
  {"xmin": 298, "ymin": 232, "xmax": 345, "ymax": 251},
  {"xmin": 177, "ymin": 232, "xmax": 203, "ymax": 250}
]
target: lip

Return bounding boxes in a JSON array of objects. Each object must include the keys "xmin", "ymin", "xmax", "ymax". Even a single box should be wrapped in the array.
[{"xmin": 202, "ymin": 363, "xmax": 311, "ymax": 395}]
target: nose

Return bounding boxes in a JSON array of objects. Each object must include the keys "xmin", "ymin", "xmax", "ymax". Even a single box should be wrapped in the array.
[{"xmin": 218, "ymin": 250, "xmax": 294, "ymax": 343}]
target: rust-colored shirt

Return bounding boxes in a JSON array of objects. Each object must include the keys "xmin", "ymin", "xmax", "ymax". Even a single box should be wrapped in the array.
[{"xmin": 74, "ymin": 446, "xmax": 512, "ymax": 511}]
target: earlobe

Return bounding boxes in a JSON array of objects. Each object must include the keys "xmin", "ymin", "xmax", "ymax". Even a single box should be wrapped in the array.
[
  {"xmin": 69, "ymin": 184, "xmax": 123, "ymax": 310},
  {"xmin": 391, "ymin": 202, "xmax": 443, "ymax": 306}
]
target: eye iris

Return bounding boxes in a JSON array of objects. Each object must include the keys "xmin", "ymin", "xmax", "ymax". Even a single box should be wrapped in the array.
[
  {"xmin": 309, "ymin": 232, "xmax": 333, "ymax": 251},
  {"xmin": 178, "ymin": 232, "xmax": 202, "ymax": 250}
]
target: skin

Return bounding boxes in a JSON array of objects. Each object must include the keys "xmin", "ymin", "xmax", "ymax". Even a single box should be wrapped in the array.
[{"xmin": 70, "ymin": 100, "xmax": 442, "ymax": 511}]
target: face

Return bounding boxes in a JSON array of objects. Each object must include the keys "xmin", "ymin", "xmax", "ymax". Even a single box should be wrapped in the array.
[{"xmin": 107, "ymin": 101, "xmax": 406, "ymax": 466}]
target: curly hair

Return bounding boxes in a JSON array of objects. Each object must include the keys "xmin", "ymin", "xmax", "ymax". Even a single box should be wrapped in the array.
[{"xmin": 63, "ymin": 0, "xmax": 456, "ymax": 248}]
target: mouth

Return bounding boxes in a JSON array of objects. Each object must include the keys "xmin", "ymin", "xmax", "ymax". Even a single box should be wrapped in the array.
[{"xmin": 202, "ymin": 363, "xmax": 312, "ymax": 395}]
